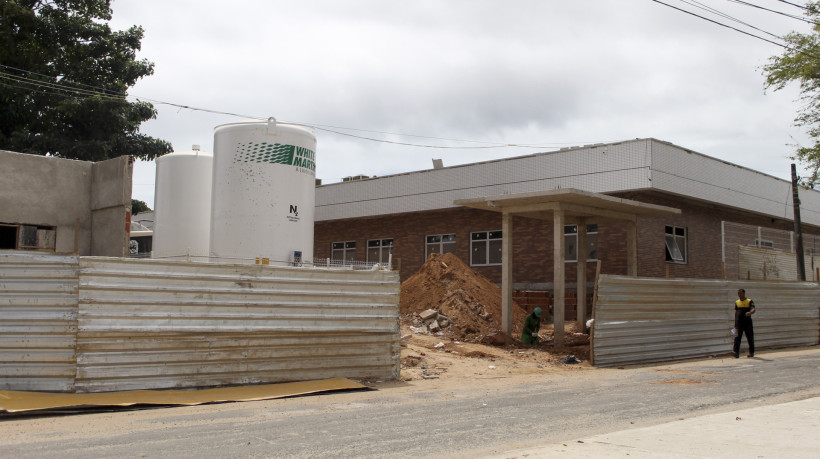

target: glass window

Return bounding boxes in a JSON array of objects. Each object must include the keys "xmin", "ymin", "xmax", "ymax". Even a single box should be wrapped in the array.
[
  {"xmin": 471, "ymin": 230, "xmax": 502, "ymax": 266},
  {"xmin": 331, "ymin": 241, "xmax": 356, "ymax": 263},
  {"xmin": 426, "ymin": 234, "xmax": 456, "ymax": 259},
  {"xmin": 665, "ymin": 225, "xmax": 687, "ymax": 263},
  {"xmin": 367, "ymin": 238, "xmax": 394, "ymax": 264},
  {"xmin": 564, "ymin": 224, "xmax": 598, "ymax": 262}
]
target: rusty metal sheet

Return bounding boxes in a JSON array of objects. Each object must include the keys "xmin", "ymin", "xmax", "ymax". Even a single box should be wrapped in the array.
[
  {"xmin": 75, "ymin": 257, "xmax": 400, "ymax": 392},
  {"xmin": 0, "ymin": 252, "xmax": 78, "ymax": 392},
  {"xmin": 0, "ymin": 377, "xmax": 366, "ymax": 413},
  {"xmin": 592, "ymin": 275, "xmax": 820, "ymax": 367}
]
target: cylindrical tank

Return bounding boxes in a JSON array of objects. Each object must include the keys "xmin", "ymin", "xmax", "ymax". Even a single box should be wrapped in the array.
[
  {"xmin": 210, "ymin": 118, "xmax": 316, "ymax": 265},
  {"xmin": 152, "ymin": 145, "xmax": 213, "ymax": 260}
]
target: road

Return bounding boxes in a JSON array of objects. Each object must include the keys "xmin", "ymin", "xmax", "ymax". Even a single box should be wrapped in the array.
[{"xmin": 2, "ymin": 347, "xmax": 818, "ymax": 458}]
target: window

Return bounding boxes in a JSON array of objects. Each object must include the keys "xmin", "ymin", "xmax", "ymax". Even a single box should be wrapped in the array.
[
  {"xmin": 471, "ymin": 231, "xmax": 502, "ymax": 266},
  {"xmin": 367, "ymin": 238, "xmax": 394, "ymax": 264},
  {"xmin": 755, "ymin": 239, "xmax": 774, "ymax": 249},
  {"xmin": 564, "ymin": 224, "xmax": 598, "ymax": 262},
  {"xmin": 665, "ymin": 225, "xmax": 687, "ymax": 263},
  {"xmin": 426, "ymin": 234, "xmax": 456, "ymax": 259},
  {"xmin": 0, "ymin": 223, "xmax": 56, "ymax": 252},
  {"xmin": 331, "ymin": 241, "xmax": 356, "ymax": 263}
]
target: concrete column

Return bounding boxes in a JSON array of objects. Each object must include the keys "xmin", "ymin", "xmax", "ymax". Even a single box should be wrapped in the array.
[
  {"xmin": 576, "ymin": 218, "xmax": 587, "ymax": 329},
  {"xmin": 502, "ymin": 211, "xmax": 513, "ymax": 336},
  {"xmin": 627, "ymin": 219, "xmax": 637, "ymax": 276},
  {"xmin": 553, "ymin": 208, "xmax": 565, "ymax": 346}
]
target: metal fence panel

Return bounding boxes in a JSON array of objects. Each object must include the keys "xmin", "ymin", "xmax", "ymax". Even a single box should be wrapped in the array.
[
  {"xmin": 0, "ymin": 252, "xmax": 78, "ymax": 392},
  {"xmin": 592, "ymin": 275, "xmax": 820, "ymax": 367},
  {"xmin": 76, "ymin": 257, "xmax": 400, "ymax": 392}
]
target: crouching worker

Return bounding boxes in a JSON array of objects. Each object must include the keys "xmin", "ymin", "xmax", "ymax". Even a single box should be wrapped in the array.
[{"xmin": 521, "ymin": 307, "xmax": 542, "ymax": 345}]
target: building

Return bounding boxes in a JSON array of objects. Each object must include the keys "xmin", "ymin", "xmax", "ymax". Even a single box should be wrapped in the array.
[
  {"xmin": 0, "ymin": 150, "xmax": 133, "ymax": 257},
  {"xmin": 313, "ymin": 138, "xmax": 820, "ymax": 317}
]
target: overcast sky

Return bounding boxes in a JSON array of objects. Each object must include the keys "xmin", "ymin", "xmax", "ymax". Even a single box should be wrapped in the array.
[{"xmin": 109, "ymin": 0, "xmax": 814, "ymax": 208}]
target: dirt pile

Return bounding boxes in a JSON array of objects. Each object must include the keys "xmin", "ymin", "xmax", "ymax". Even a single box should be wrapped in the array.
[{"xmin": 399, "ymin": 253, "xmax": 530, "ymax": 342}]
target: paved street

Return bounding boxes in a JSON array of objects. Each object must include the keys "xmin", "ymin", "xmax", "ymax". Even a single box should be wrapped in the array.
[{"xmin": 2, "ymin": 347, "xmax": 818, "ymax": 458}]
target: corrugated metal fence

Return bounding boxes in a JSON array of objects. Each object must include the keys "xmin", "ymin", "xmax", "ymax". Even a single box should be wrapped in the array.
[
  {"xmin": 1, "ymin": 253, "xmax": 399, "ymax": 392},
  {"xmin": 0, "ymin": 252, "xmax": 79, "ymax": 392},
  {"xmin": 592, "ymin": 275, "xmax": 819, "ymax": 367}
]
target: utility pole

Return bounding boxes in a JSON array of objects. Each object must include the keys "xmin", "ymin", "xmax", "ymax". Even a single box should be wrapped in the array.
[{"xmin": 792, "ymin": 164, "xmax": 806, "ymax": 281}]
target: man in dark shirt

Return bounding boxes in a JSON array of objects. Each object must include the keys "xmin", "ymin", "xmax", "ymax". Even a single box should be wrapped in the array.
[
  {"xmin": 733, "ymin": 288, "xmax": 756, "ymax": 358},
  {"xmin": 521, "ymin": 307, "xmax": 542, "ymax": 345}
]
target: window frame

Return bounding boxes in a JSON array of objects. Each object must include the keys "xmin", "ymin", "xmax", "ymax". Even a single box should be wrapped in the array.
[
  {"xmin": 665, "ymin": 225, "xmax": 687, "ymax": 264},
  {"xmin": 331, "ymin": 240, "xmax": 357, "ymax": 263},
  {"xmin": 470, "ymin": 230, "xmax": 502, "ymax": 266},
  {"xmin": 366, "ymin": 238, "xmax": 394, "ymax": 264},
  {"xmin": 425, "ymin": 233, "xmax": 456, "ymax": 259},
  {"xmin": 0, "ymin": 223, "xmax": 56, "ymax": 252},
  {"xmin": 564, "ymin": 224, "xmax": 598, "ymax": 263}
]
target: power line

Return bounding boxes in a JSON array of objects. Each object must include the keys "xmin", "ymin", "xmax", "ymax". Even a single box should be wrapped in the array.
[
  {"xmin": 727, "ymin": 0, "xmax": 817, "ymax": 25},
  {"xmin": 0, "ymin": 65, "xmax": 609, "ymax": 151},
  {"xmin": 684, "ymin": 0, "xmax": 784, "ymax": 39},
  {"xmin": 773, "ymin": 0, "xmax": 809, "ymax": 10},
  {"xmin": 651, "ymin": 0, "xmax": 790, "ymax": 47}
]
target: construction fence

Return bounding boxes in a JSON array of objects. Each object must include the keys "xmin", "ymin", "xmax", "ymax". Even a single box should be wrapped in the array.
[
  {"xmin": 723, "ymin": 221, "xmax": 820, "ymax": 281},
  {"xmin": 591, "ymin": 274, "xmax": 819, "ymax": 367},
  {"xmin": 0, "ymin": 252, "xmax": 400, "ymax": 393}
]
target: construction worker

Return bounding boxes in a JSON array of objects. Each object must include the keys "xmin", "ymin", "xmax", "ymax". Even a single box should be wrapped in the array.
[
  {"xmin": 521, "ymin": 307, "xmax": 542, "ymax": 345},
  {"xmin": 733, "ymin": 288, "xmax": 755, "ymax": 358}
]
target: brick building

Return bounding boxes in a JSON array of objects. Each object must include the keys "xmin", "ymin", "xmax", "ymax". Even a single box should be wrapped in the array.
[{"xmin": 313, "ymin": 138, "xmax": 820, "ymax": 317}]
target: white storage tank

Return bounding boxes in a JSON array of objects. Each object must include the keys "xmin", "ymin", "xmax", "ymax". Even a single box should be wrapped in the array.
[
  {"xmin": 152, "ymin": 145, "xmax": 213, "ymax": 260},
  {"xmin": 210, "ymin": 118, "xmax": 316, "ymax": 265}
]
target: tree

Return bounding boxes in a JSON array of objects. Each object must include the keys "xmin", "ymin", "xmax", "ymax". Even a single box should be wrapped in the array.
[
  {"xmin": 763, "ymin": 2, "xmax": 820, "ymax": 188},
  {"xmin": 131, "ymin": 199, "xmax": 150, "ymax": 215},
  {"xmin": 0, "ymin": 0, "xmax": 171, "ymax": 161}
]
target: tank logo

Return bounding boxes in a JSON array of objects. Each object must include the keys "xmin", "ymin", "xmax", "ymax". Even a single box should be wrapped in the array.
[
  {"xmin": 287, "ymin": 204, "xmax": 300, "ymax": 222},
  {"xmin": 234, "ymin": 142, "xmax": 315, "ymax": 173}
]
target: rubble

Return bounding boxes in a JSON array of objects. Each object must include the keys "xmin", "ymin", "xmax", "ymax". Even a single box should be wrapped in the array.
[{"xmin": 399, "ymin": 253, "xmax": 530, "ymax": 342}]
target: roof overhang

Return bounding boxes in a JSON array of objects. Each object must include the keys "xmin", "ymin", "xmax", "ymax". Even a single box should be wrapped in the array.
[{"xmin": 454, "ymin": 188, "xmax": 681, "ymax": 222}]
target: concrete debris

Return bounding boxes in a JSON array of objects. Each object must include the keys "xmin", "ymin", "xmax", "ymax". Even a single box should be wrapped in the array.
[
  {"xmin": 562, "ymin": 355, "xmax": 581, "ymax": 364},
  {"xmin": 434, "ymin": 342, "xmax": 445, "ymax": 349},
  {"xmin": 409, "ymin": 325, "xmax": 427, "ymax": 335},
  {"xmin": 419, "ymin": 309, "xmax": 439, "ymax": 321},
  {"xmin": 429, "ymin": 320, "xmax": 441, "ymax": 333}
]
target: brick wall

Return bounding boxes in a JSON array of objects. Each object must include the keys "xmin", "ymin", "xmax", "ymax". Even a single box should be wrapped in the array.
[{"xmin": 314, "ymin": 190, "xmax": 820, "ymax": 293}]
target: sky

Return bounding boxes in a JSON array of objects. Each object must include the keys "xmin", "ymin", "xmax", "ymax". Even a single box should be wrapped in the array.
[{"xmin": 108, "ymin": 0, "xmax": 816, "ymax": 208}]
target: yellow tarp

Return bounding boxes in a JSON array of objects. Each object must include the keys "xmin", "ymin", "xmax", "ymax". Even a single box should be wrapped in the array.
[{"xmin": 0, "ymin": 377, "xmax": 367, "ymax": 413}]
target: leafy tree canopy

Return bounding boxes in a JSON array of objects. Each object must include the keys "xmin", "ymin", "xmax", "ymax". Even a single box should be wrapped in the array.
[
  {"xmin": 0, "ymin": 0, "xmax": 171, "ymax": 161},
  {"xmin": 763, "ymin": 2, "xmax": 820, "ymax": 188},
  {"xmin": 131, "ymin": 198, "xmax": 150, "ymax": 215}
]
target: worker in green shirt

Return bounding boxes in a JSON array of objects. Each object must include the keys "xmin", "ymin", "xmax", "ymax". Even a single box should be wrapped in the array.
[{"xmin": 521, "ymin": 307, "xmax": 542, "ymax": 345}]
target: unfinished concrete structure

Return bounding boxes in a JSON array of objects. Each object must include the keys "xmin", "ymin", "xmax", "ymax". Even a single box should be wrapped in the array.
[{"xmin": 0, "ymin": 150, "xmax": 133, "ymax": 257}]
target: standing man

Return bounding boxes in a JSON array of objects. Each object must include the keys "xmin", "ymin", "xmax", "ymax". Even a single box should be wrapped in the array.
[
  {"xmin": 733, "ymin": 288, "xmax": 755, "ymax": 358},
  {"xmin": 521, "ymin": 307, "xmax": 542, "ymax": 345}
]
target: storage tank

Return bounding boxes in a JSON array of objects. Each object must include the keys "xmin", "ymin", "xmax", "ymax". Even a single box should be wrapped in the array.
[
  {"xmin": 152, "ymin": 145, "xmax": 214, "ymax": 260},
  {"xmin": 210, "ymin": 118, "xmax": 316, "ymax": 265}
]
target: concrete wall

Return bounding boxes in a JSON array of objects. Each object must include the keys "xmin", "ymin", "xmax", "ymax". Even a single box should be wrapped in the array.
[
  {"xmin": 90, "ymin": 155, "xmax": 133, "ymax": 257},
  {"xmin": 0, "ymin": 150, "xmax": 132, "ymax": 256}
]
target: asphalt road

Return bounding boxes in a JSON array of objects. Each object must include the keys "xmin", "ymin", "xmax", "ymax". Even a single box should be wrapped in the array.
[{"xmin": 2, "ymin": 347, "xmax": 819, "ymax": 458}]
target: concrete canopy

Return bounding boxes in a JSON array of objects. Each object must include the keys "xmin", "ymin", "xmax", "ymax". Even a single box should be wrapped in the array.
[{"xmin": 454, "ymin": 188, "xmax": 680, "ymax": 346}]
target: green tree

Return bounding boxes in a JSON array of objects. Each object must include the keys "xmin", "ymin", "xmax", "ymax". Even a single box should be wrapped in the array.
[
  {"xmin": 763, "ymin": 2, "xmax": 820, "ymax": 188},
  {"xmin": 131, "ymin": 199, "xmax": 150, "ymax": 215},
  {"xmin": 0, "ymin": 0, "xmax": 171, "ymax": 161}
]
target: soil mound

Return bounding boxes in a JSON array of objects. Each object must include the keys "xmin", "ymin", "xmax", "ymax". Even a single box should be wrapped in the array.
[{"xmin": 399, "ymin": 252, "xmax": 529, "ymax": 342}]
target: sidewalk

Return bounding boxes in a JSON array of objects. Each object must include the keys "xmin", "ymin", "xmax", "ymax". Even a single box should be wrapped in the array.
[{"xmin": 491, "ymin": 396, "xmax": 820, "ymax": 458}]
